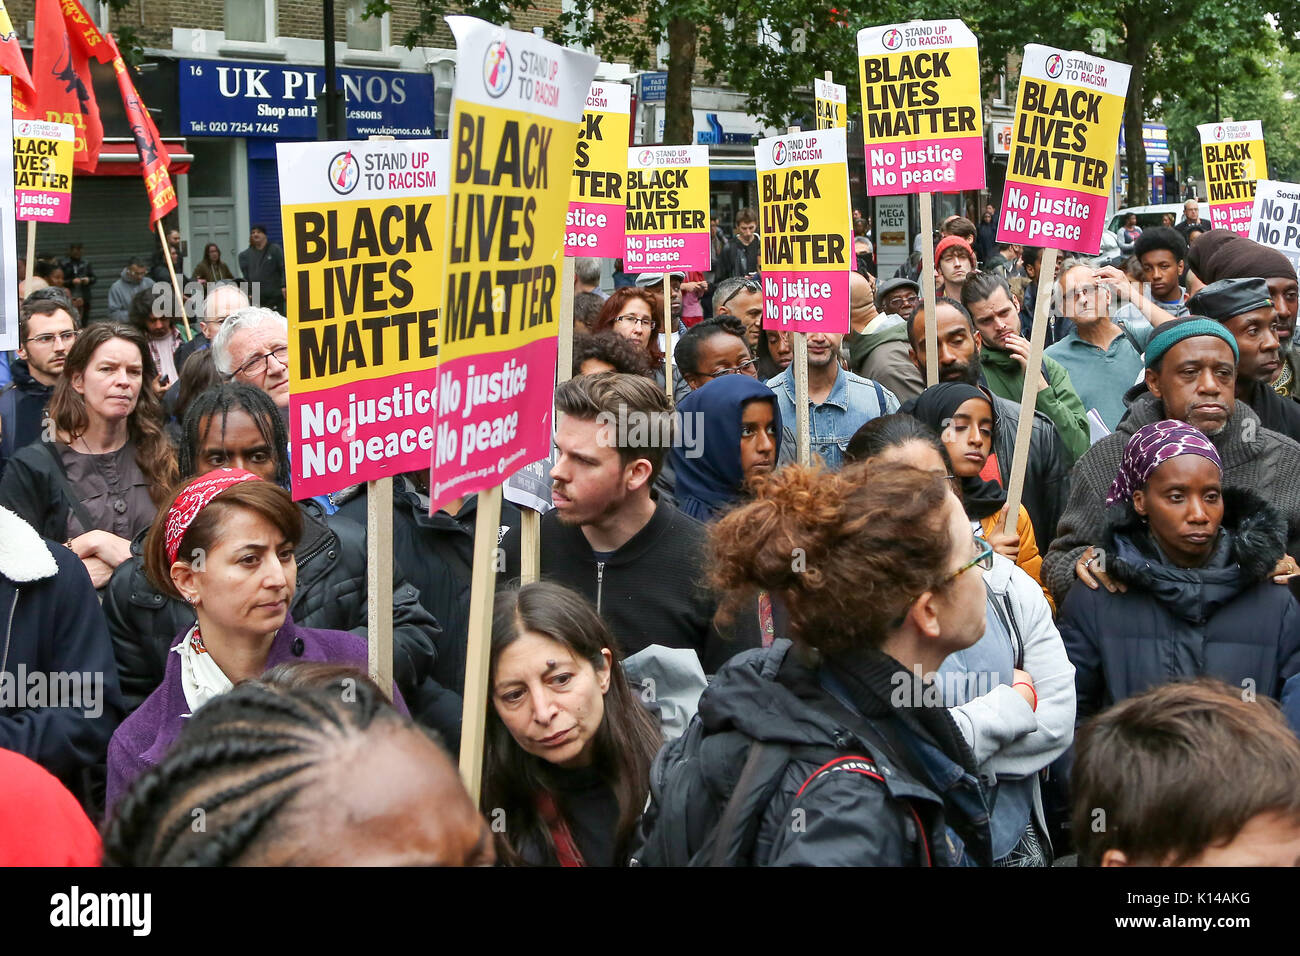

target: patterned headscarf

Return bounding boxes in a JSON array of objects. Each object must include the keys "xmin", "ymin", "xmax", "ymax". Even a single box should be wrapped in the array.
[
  {"xmin": 1105, "ymin": 420, "xmax": 1222, "ymax": 506},
  {"xmin": 164, "ymin": 468, "xmax": 262, "ymax": 565}
]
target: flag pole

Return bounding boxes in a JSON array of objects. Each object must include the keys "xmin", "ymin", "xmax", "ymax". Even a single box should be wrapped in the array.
[{"xmin": 155, "ymin": 220, "xmax": 192, "ymax": 341}]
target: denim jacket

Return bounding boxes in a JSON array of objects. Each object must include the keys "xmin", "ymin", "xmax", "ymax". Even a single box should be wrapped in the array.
[{"xmin": 767, "ymin": 366, "xmax": 899, "ymax": 469}]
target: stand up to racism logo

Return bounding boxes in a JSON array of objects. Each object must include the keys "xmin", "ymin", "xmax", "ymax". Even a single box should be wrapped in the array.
[{"xmin": 483, "ymin": 38, "xmax": 512, "ymax": 98}]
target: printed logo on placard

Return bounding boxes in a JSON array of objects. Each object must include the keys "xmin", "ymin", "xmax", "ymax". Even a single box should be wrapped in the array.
[
  {"xmin": 483, "ymin": 39, "xmax": 513, "ymax": 98},
  {"xmin": 882, "ymin": 28, "xmax": 903, "ymax": 50},
  {"xmin": 327, "ymin": 150, "xmax": 359, "ymax": 195},
  {"xmin": 772, "ymin": 140, "xmax": 787, "ymax": 166},
  {"xmin": 637, "ymin": 148, "xmax": 655, "ymax": 166},
  {"xmin": 1214, "ymin": 125, "xmax": 1226, "ymax": 140},
  {"xmin": 1046, "ymin": 54, "xmax": 1063, "ymax": 78}
]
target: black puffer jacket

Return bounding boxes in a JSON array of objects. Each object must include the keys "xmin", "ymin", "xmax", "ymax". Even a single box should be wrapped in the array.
[
  {"xmin": 101, "ymin": 499, "xmax": 457, "ymax": 736},
  {"xmin": 1059, "ymin": 487, "xmax": 1300, "ymax": 724},
  {"xmin": 635, "ymin": 640, "xmax": 993, "ymax": 866},
  {"xmin": 338, "ymin": 480, "xmax": 522, "ymax": 707}
]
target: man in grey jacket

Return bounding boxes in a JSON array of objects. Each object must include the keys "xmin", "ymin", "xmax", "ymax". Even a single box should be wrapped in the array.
[
  {"xmin": 106, "ymin": 258, "xmax": 153, "ymax": 323},
  {"xmin": 1044, "ymin": 318, "xmax": 1300, "ymax": 605}
]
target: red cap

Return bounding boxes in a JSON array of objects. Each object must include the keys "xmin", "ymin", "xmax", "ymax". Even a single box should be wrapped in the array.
[{"xmin": 935, "ymin": 235, "xmax": 976, "ymax": 265}]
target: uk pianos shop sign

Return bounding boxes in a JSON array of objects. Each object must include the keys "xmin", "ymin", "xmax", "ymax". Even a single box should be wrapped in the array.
[{"xmin": 179, "ymin": 59, "xmax": 436, "ymax": 139}]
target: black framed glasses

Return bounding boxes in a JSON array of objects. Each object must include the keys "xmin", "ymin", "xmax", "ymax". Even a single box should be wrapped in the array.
[
  {"xmin": 706, "ymin": 358, "xmax": 759, "ymax": 378},
  {"xmin": 718, "ymin": 277, "xmax": 761, "ymax": 309},
  {"xmin": 233, "ymin": 345, "xmax": 289, "ymax": 378}
]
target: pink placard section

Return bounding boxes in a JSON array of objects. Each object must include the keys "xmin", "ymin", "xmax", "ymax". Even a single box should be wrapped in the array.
[
  {"xmin": 760, "ymin": 270, "xmax": 850, "ymax": 335},
  {"xmin": 623, "ymin": 231, "xmax": 710, "ymax": 273},
  {"xmin": 565, "ymin": 199, "xmax": 625, "ymax": 257},
  {"xmin": 1210, "ymin": 202, "xmax": 1254, "ymax": 236},
  {"xmin": 290, "ymin": 371, "xmax": 438, "ymax": 499},
  {"xmin": 16, "ymin": 190, "xmax": 71, "ymax": 224},
  {"xmin": 428, "ymin": 336, "xmax": 557, "ymax": 506},
  {"xmin": 995, "ymin": 181, "xmax": 1109, "ymax": 256},
  {"xmin": 865, "ymin": 135, "xmax": 985, "ymax": 195}
]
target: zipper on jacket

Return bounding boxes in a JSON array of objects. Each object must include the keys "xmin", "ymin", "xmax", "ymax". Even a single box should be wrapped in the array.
[
  {"xmin": 1, "ymin": 590, "xmax": 18, "ymax": 679},
  {"xmin": 596, "ymin": 562, "xmax": 605, "ymax": 614}
]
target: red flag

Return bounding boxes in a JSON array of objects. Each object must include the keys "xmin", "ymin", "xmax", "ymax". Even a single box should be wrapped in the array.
[
  {"xmin": 106, "ymin": 34, "xmax": 176, "ymax": 225},
  {"xmin": 0, "ymin": 0, "xmax": 35, "ymax": 114},
  {"xmin": 28, "ymin": 0, "xmax": 103, "ymax": 172},
  {"xmin": 59, "ymin": 0, "xmax": 114, "ymax": 64}
]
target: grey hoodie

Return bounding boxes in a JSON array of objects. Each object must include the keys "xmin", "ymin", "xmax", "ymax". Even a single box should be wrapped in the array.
[{"xmin": 106, "ymin": 267, "xmax": 154, "ymax": 323}]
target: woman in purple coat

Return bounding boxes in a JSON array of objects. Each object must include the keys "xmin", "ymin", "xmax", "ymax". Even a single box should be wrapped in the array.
[{"xmin": 105, "ymin": 468, "xmax": 403, "ymax": 812}]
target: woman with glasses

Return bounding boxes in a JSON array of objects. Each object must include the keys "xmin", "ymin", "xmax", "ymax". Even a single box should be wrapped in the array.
[
  {"xmin": 844, "ymin": 414, "xmax": 1075, "ymax": 866},
  {"xmin": 0, "ymin": 324, "xmax": 178, "ymax": 589},
  {"xmin": 590, "ymin": 288, "xmax": 690, "ymax": 403},
  {"xmin": 637, "ymin": 460, "xmax": 997, "ymax": 866},
  {"xmin": 1058, "ymin": 420, "xmax": 1300, "ymax": 729},
  {"xmin": 906, "ymin": 382, "xmax": 1053, "ymax": 608}
]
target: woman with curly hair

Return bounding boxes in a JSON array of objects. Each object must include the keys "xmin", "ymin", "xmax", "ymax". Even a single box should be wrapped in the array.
[
  {"xmin": 636, "ymin": 460, "xmax": 996, "ymax": 866},
  {"xmin": 0, "ymin": 323, "xmax": 178, "ymax": 588}
]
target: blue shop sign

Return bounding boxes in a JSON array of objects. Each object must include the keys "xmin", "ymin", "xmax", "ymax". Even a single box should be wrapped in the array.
[
  {"xmin": 179, "ymin": 59, "xmax": 435, "ymax": 139},
  {"xmin": 639, "ymin": 72, "xmax": 667, "ymax": 103}
]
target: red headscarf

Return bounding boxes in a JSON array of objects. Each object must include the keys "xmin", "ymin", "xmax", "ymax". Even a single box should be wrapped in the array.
[
  {"xmin": 165, "ymin": 468, "xmax": 262, "ymax": 565},
  {"xmin": 0, "ymin": 749, "xmax": 101, "ymax": 865}
]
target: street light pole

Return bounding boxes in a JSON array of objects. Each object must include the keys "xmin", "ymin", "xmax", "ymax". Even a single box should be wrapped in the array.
[{"xmin": 322, "ymin": 0, "xmax": 340, "ymax": 140}]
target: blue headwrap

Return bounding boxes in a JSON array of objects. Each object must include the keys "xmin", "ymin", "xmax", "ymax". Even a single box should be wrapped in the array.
[{"xmin": 669, "ymin": 375, "xmax": 782, "ymax": 522}]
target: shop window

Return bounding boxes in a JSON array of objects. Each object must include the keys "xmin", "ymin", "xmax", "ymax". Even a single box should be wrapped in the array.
[
  {"xmin": 225, "ymin": 0, "xmax": 273, "ymax": 44},
  {"xmin": 347, "ymin": 0, "xmax": 386, "ymax": 52}
]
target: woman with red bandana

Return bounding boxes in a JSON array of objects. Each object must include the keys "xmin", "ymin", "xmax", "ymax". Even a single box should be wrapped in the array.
[{"xmin": 104, "ymin": 469, "xmax": 405, "ymax": 813}]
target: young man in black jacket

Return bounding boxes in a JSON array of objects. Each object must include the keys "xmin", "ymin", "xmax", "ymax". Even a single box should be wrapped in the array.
[
  {"xmin": 542, "ymin": 373, "xmax": 720, "ymax": 665},
  {"xmin": 0, "ymin": 293, "xmax": 79, "ymax": 477}
]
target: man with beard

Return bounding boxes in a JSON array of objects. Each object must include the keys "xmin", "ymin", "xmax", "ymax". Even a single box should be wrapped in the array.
[
  {"xmin": 1186, "ymin": 230, "xmax": 1300, "ymax": 401},
  {"xmin": 962, "ymin": 271, "xmax": 1091, "ymax": 464},
  {"xmin": 1042, "ymin": 318, "xmax": 1300, "ymax": 606},
  {"xmin": 906, "ymin": 298, "xmax": 1069, "ymax": 548},
  {"xmin": 540, "ymin": 373, "xmax": 718, "ymax": 663},
  {"xmin": 1188, "ymin": 278, "xmax": 1300, "ymax": 442}
]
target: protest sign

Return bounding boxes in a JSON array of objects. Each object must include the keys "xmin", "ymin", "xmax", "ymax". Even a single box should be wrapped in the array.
[
  {"xmin": 13, "ymin": 119, "xmax": 73, "ymax": 223},
  {"xmin": 278, "ymin": 137, "xmax": 448, "ymax": 499},
  {"xmin": 756, "ymin": 127, "xmax": 852, "ymax": 335},
  {"xmin": 432, "ymin": 17, "xmax": 594, "ymax": 510},
  {"xmin": 437, "ymin": 14, "xmax": 597, "ymax": 802},
  {"xmin": 814, "ymin": 77, "xmax": 847, "ymax": 130},
  {"xmin": 1199, "ymin": 120, "xmax": 1268, "ymax": 236},
  {"xmin": 0, "ymin": 77, "xmax": 17, "ymax": 351},
  {"xmin": 1249, "ymin": 180, "xmax": 1300, "ymax": 275},
  {"xmin": 623, "ymin": 144, "xmax": 710, "ymax": 272},
  {"xmin": 565, "ymin": 81, "xmax": 630, "ymax": 257},
  {"xmin": 856, "ymin": 19, "xmax": 984, "ymax": 195},
  {"xmin": 996, "ymin": 44, "xmax": 1131, "ymax": 256}
]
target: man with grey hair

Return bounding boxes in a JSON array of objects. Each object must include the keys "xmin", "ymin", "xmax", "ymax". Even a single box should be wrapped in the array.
[
  {"xmin": 713, "ymin": 275, "xmax": 762, "ymax": 350},
  {"xmin": 573, "ymin": 256, "xmax": 607, "ymax": 300},
  {"xmin": 212, "ymin": 306, "xmax": 290, "ymax": 409},
  {"xmin": 174, "ymin": 281, "xmax": 251, "ymax": 369}
]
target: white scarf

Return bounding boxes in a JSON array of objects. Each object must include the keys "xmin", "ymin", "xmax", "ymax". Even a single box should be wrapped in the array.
[{"xmin": 172, "ymin": 624, "xmax": 233, "ymax": 717}]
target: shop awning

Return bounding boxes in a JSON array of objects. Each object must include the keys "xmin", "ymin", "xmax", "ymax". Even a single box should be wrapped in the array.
[{"xmin": 77, "ymin": 140, "xmax": 193, "ymax": 177}]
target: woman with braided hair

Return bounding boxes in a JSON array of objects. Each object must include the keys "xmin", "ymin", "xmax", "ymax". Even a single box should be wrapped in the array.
[
  {"xmin": 103, "ymin": 672, "xmax": 491, "ymax": 865},
  {"xmin": 104, "ymin": 468, "xmax": 407, "ymax": 814}
]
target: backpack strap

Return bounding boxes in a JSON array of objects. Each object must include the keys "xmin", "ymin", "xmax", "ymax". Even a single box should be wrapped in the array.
[
  {"xmin": 709, "ymin": 739, "xmax": 791, "ymax": 866},
  {"xmin": 1115, "ymin": 319, "xmax": 1144, "ymax": 356},
  {"xmin": 41, "ymin": 441, "xmax": 96, "ymax": 537},
  {"xmin": 872, "ymin": 379, "xmax": 886, "ymax": 414}
]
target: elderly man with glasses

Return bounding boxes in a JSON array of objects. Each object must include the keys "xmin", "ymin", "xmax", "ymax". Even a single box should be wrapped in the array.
[
  {"xmin": 1, "ymin": 290, "xmax": 81, "ymax": 476},
  {"xmin": 212, "ymin": 306, "xmax": 291, "ymax": 411}
]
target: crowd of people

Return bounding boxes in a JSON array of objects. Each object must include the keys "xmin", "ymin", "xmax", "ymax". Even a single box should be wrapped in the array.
[{"xmin": 4, "ymin": 204, "xmax": 1300, "ymax": 870}]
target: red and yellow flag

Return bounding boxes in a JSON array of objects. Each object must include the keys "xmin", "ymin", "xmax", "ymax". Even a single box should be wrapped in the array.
[
  {"xmin": 27, "ymin": 0, "xmax": 103, "ymax": 171},
  {"xmin": 0, "ymin": 0, "xmax": 35, "ymax": 114},
  {"xmin": 106, "ymin": 33, "xmax": 176, "ymax": 224}
]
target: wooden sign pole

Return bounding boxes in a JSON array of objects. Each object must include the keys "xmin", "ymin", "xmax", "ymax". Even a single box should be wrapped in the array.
[
  {"xmin": 1002, "ymin": 246, "xmax": 1058, "ymax": 536},
  {"xmin": 663, "ymin": 271, "xmax": 674, "ymax": 398},
  {"xmin": 155, "ymin": 219, "xmax": 192, "ymax": 341},
  {"xmin": 25, "ymin": 224, "xmax": 36, "ymax": 292},
  {"xmin": 918, "ymin": 195, "xmax": 938, "ymax": 387},
  {"xmin": 458, "ymin": 483, "xmax": 505, "ymax": 803},
  {"xmin": 787, "ymin": 125, "xmax": 812, "ymax": 466}
]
